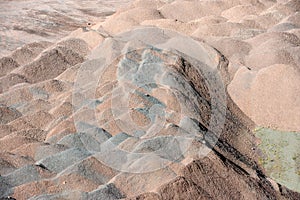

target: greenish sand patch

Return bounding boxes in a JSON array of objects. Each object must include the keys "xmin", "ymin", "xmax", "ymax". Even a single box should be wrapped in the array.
[{"xmin": 254, "ymin": 127, "xmax": 300, "ymax": 193}]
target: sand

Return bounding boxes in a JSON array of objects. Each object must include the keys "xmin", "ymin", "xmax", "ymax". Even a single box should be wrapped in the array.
[{"xmin": 0, "ymin": 0, "xmax": 299, "ymax": 199}]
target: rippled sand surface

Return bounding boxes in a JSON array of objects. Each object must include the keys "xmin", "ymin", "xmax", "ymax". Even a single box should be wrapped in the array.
[{"xmin": 0, "ymin": 0, "xmax": 130, "ymax": 56}]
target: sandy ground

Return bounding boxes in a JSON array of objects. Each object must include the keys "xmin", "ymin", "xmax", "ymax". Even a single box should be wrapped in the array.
[{"xmin": 0, "ymin": 0, "xmax": 299, "ymax": 199}]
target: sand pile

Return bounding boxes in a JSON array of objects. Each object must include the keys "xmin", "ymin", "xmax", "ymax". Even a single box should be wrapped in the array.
[{"xmin": 0, "ymin": 0, "xmax": 299, "ymax": 199}]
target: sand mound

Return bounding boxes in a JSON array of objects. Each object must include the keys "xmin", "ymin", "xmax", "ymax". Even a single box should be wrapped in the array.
[
  {"xmin": 11, "ymin": 41, "xmax": 52, "ymax": 66},
  {"xmin": 228, "ymin": 64, "xmax": 300, "ymax": 131},
  {"xmin": 102, "ymin": 7, "xmax": 163, "ymax": 34},
  {"xmin": 0, "ymin": 0, "xmax": 299, "ymax": 199},
  {"xmin": 221, "ymin": 4, "xmax": 262, "ymax": 22},
  {"xmin": 15, "ymin": 39, "xmax": 88, "ymax": 83},
  {"xmin": 0, "ymin": 73, "xmax": 29, "ymax": 93},
  {"xmin": 159, "ymin": 1, "xmax": 227, "ymax": 22},
  {"xmin": 245, "ymin": 32, "xmax": 299, "ymax": 69},
  {"xmin": 208, "ymin": 38, "xmax": 252, "ymax": 59}
]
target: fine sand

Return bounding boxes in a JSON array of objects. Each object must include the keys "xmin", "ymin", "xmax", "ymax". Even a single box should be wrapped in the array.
[{"xmin": 0, "ymin": 0, "xmax": 299, "ymax": 199}]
